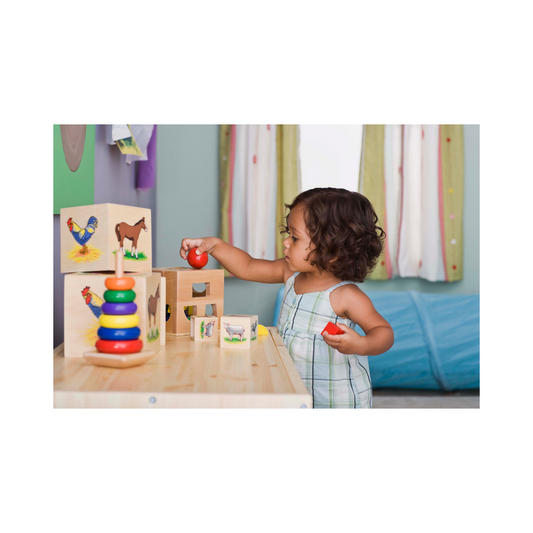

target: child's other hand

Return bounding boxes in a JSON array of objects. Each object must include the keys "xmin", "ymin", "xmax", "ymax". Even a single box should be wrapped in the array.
[
  {"xmin": 180, "ymin": 237, "xmax": 218, "ymax": 260},
  {"xmin": 322, "ymin": 323, "xmax": 367, "ymax": 355}
]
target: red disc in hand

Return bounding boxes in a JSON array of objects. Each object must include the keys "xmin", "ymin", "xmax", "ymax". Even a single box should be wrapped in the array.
[
  {"xmin": 187, "ymin": 247, "xmax": 208, "ymax": 269},
  {"xmin": 96, "ymin": 339, "xmax": 144, "ymax": 354}
]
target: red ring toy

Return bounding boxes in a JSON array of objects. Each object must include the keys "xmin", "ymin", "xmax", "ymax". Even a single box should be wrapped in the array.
[
  {"xmin": 95, "ymin": 339, "xmax": 143, "ymax": 354},
  {"xmin": 105, "ymin": 277, "xmax": 135, "ymax": 291}
]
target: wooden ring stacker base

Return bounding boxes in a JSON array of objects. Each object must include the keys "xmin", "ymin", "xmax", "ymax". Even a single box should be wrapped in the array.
[
  {"xmin": 83, "ymin": 349, "xmax": 156, "ymax": 368},
  {"xmin": 84, "ymin": 251, "xmax": 155, "ymax": 368}
]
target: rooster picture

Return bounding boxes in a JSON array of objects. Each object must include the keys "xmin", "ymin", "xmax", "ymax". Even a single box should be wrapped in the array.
[
  {"xmin": 81, "ymin": 286, "xmax": 103, "ymax": 318},
  {"xmin": 67, "ymin": 216, "xmax": 98, "ymax": 255}
]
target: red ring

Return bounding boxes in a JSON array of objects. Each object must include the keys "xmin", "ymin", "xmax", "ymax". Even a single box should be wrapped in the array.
[{"xmin": 96, "ymin": 339, "xmax": 143, "ymax": 354}]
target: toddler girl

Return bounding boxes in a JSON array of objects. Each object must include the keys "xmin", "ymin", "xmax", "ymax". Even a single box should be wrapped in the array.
[{"xmin": 179, "ymin": 187, "xmax": 394, "ymax": 408}]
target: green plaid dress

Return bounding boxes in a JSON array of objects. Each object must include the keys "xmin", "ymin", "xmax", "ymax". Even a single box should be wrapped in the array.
[{"xmin": 277, "ymin": 273, "xmax": 372, "ymax": 409}]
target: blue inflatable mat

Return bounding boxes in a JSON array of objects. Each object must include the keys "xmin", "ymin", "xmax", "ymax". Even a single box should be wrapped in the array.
[{"xmin": 272, "ymin": 287, "xmax": 479, "ymax": 391}]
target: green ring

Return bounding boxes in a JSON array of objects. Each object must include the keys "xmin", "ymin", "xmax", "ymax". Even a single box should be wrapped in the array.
[{"xmin": 104, "ymin": 289, "xmax": 136, "ymax": 303}]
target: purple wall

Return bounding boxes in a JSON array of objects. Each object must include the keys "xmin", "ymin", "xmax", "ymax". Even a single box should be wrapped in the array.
[{"xmin": 53, "ymin": 125, "xmax": 157, "ymax": 348}]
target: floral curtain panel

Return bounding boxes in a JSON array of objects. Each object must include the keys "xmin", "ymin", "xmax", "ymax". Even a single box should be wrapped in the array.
[
  {"xmin": 220, "ymin": 125, "xmax": 300, "ymax": 271},
  {"xmin": 359, "ymin": 125, "xmax": 464, "ymax": 282}
]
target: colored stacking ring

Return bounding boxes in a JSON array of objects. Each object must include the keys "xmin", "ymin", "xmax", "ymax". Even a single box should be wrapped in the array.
[
  {"xmin": 97, "ymin": 326, "xmax": 141, "ymax": 341},
  {"xmin": 102, "ymin": 302, "xmax": 138, "ymax": 315},
  {"xmin": 104, "ymin": 289, "xmax": 136, "ymax": 303},
  {"xmin": 105, "ymin": 277, "xmax": 135, "ymax": 291},
  {"xmin": 96, "ymin": 339, "xmax": 143, "ymax": 354},
  {"xmin": 99, "ymin": 314, "xmax": 139, "ymax": 329}
]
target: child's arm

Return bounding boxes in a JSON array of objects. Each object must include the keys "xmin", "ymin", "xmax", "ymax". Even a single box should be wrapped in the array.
[
  {"xmin": 180, "ymin": 237, "xmax": 292, "ymax": 284},
  {"xmin": 325, "ymin": 285, "xmax": 394, "ymax": 356}
]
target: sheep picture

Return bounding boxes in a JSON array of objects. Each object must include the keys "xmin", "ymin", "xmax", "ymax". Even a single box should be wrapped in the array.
[
  {"xmin": 202, "ymin": 320, "xmax": 216, "ymax": 338},
  {"xmin": 223, "ymin": 322, "xmax": 246, "ymax": 342}
]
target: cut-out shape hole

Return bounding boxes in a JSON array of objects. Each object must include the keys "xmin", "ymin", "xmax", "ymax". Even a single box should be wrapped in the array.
[
  {"xmin": 166, "ymin": 304, "xmax": 171, "ymax": 322},
  {"xmin": 192, "ymin": 283, "xmax": 210, "ymax": 298},
  {"xmin": 184, "ymin": 306, "xmax": 197, "ymax": 320}
]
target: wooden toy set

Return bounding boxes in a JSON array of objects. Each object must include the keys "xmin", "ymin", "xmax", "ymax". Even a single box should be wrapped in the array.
[
  {"xmin": 153, "ymin": 267, "xmax": 224, "ymax": 336},
  {"xmin": 220, "ymin": 315, "xmax": 259, "ymax": 350},
  {"xmin": 61, "ymin": 203, "xmax": 163, "ymax": 364},
  {"xmin": 62, "ymin": 205, "xmax": 268, "ymax": 366}
]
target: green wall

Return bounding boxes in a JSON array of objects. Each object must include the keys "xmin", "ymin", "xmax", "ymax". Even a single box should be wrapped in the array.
[{"xmin": 156, "ymin": 125, "xmax": 479, "ymax": 327}]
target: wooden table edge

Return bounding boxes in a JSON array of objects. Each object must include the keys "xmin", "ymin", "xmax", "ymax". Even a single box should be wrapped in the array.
[
  {"xmin": 54, "ymin": 390, "xmax": 311, "ymax": 409},
  {"xmin": 267, "ymin": 328, "xmax": 311, "ymax": 397}
]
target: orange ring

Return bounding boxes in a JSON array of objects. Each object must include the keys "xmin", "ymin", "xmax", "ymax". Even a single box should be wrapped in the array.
[{"xmin": 105, "ymin": 277, "xmax": 135, "ymax": 290}]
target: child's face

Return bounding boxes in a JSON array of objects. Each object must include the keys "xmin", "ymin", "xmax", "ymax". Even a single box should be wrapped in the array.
[{"xmin": 282, "ymin": 203, "xmax": 315, "ymax": 272}]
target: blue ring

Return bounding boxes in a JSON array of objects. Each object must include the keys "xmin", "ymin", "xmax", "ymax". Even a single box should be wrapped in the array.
[
  {"xmin": 97, "ymin": 326, "xmax": 141, "ymax": 341},
  {"xmin": 102, "ymin": 302, "xmax": 138, "ymax": 315}
]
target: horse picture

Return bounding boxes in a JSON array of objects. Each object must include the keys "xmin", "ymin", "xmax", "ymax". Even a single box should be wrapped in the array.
[
  {"xmin": 115, "ymin": 217, "xmax": 148, "ymax": 259},
  {"xmin": 148, "ymin": 284, "xmax": 160, "ymax": 332}
]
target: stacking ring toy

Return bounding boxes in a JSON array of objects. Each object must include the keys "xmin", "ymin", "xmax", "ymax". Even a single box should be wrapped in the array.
[
  {"xmin": 96, "ymin": 339, "xmax": 144, "ymax": 354},
  {"xmin": 99, "ymin": 314, "xmax": 139, "ymax": 329},
  {"xmin": 105, "ymin": 277, "xmax": 135, "ymax": 291},
  {"xmin": 104, "ymin": 289, "xmax": 136, "ymax": 303},
  {"xmin": 102, "ymin": 302, "xmax": 137, "ymax": 315},
  {"xmin": 97, "ymin": 326, "xmax": 141, "ymax": 341}
]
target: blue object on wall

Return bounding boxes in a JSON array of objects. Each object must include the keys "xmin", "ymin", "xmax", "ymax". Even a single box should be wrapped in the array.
[{"xmin": 272, "ymin": 287, "xmax": 479, "ymax": 391}]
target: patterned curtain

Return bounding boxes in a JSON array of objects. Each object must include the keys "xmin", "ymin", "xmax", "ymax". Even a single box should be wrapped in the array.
[
  {"xmin": 359, "ymin": 125, "xmax": 464, "ymax": 282},
  {"xmin": 220, "ymin": 125, "xmax": 300, "ymax": 272}
]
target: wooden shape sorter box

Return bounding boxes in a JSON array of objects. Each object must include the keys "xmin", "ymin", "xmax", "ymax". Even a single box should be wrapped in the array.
[
  {"xmin": 154, "ymin": 267, "xmax": 224, "ymax": 335},
  {"xmin": 60, "ymin": 203, "xmax": 152, "ymax": 273},
  {"xmin": 64, "ymin": 271, "xmax": 162, "ymax": 358},
  {"xmin": 220, "ymin": 315, "xmax": 259, "ymax": 350}
]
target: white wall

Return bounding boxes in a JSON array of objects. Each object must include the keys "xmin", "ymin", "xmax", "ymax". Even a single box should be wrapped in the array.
[{"xmin": 299, "ymin": 125, "xmax": 363, "ymax": 192}]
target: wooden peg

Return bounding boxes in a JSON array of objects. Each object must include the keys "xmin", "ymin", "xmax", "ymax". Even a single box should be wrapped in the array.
[{"xmin": 116, "ymin": 250, "xmax": 124, "ymax": 278}]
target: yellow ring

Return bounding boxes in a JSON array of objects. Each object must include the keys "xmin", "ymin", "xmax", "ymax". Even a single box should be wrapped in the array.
[{"xmin": 99, "ymin": 314, "xmax": 139, "ymax": 329}]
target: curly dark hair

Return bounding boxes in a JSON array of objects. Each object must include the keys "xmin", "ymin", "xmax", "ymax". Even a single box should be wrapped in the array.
[{"xmin": 280, "ymin": 188, "xmax": 385, "ymax": 282}]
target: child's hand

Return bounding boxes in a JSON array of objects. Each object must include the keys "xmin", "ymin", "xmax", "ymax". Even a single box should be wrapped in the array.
[
  {"xmin": 180, "ymin": 237, "xmax": 218, "ymax": 260},
  {"xmin": 322, "ymin": 323, "xmax": 368, "ymax": 355}
]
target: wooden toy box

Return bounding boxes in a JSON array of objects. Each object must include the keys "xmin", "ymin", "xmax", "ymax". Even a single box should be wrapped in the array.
[
  {"xmin": 190, "ymin": 315, "xmax": 218, "ymax": 342},
  {"xmin": 154, "ymin": 267, "xmax": 224, "ymax": 335},
  {"xmin": 64, "ymin": 271, "xmax": 162, "ymax": 358},
  {"xmin": 220, "ymin": 314, "xmax": 259, "ymax": 350},
  {"xmin": 60, "ymin": 203, "xmax": 152, "ymax": 273}
]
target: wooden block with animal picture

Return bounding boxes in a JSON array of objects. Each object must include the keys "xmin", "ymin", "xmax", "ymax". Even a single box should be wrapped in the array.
[
  {"xmin": 153, "ymin": 267, "xmax": 224, "ymax": 335},
  {"xmin": 60, "ymin": 203, "xmax": 152, "ymax": 273},
  {"xmin": 190, "ymin": 315, "xmax": 218, "ymax": 342},
  {"xmin": 220, "ymin": 315, "xmax": 259, "ymax": 350},
  {"xmin": 64, "ymin": 271, "xmax": 162, "ymax": 358}
]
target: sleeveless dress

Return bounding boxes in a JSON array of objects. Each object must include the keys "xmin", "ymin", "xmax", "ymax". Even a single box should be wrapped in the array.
[{"xmin": 277, "ymin": 272, "xmax": 372, "ymax": 409}]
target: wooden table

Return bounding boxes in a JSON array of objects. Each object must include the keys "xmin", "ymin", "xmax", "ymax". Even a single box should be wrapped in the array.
[{"xmin": 54, "ymin": 328, "xmax": 312, "ymax": 408}]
